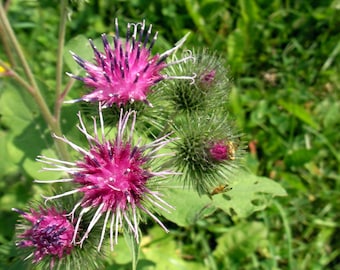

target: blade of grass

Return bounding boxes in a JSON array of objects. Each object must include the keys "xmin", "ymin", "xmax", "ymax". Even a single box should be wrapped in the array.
[{"xmin": 274, "ymin": 201, "xmax": 294, "ymax": 270}]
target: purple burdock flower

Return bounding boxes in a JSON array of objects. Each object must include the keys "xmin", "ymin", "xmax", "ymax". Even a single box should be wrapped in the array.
[
  {"xmin": 209, "ymin": 140, "xmax": 236, "ymax": 161},
  {"xmin": 36, "ymin": 104, "xmax": 176, "ymax": 251},
  {"xmin": 67, "ymin": 18, "xmax": 195, "ymax": 107},
  {"xmin": 200, "ymin": 69, "xmax": 216, "ymax": 86},
  {"xmin": 12, "ymin": 207, "xmax": 74, "ymax": 269}
]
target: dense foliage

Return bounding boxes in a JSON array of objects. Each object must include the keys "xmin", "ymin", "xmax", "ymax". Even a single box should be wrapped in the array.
[{"xmin": 0, "ymin": 0, "xmax": 339, "ymax": 269}]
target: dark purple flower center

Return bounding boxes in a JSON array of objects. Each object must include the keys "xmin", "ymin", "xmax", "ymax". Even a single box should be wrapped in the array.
[
  {"xmin": 209, "ymin": 141, "xmax": 230, "ymax": 161},
  {"xmin": 200, "ymin": 69, "xmax": 216, "ymax": 86},
  {"xmin": 18, "ymin": 209, "xmax": 74, "ymax": 264},
  {"xmin": 76, "ymin": 141, "xmax": 150, "ymax": 211}
]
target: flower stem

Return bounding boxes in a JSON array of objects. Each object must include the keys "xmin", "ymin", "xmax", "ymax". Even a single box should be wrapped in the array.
[
  {"xmin": 55, "ymin": 78, "xmax": 76, "ymax": 121},
  {"xmin": 0, "ymin": 3, "xmax": 38, "ymax": 91},
  {"xmin": 0, "ymin": 12, "xmax": 16, "ymax": 67},
  {"xmin": 0, "ymin": 60, "xmax": 34, "ymax": 94},
  {"xmin": 0, "ymin": 3, "xmax": 70, "ymax": 161},
  {"xmin": 54, "ymin": 0, "xmax": 68, "ymax": 120},
  {"xmin": 3, "ymin": 0, "xmax": 11, "ymax": 11}
]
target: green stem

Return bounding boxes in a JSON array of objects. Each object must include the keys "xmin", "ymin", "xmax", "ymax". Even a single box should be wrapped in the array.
[
  {"xmin": 33, "ymin": 86, "xmax": 71, "ymax": 161},
  {"xmin": 0, "ymin": 3, "xmax": 70, "ymax": 161},
  {"xmin": 0, "ymin": 3, "xmax": 38, "ymax": 91},
  {"xmin": 0, "ymin": 18, "xmax": 16, "ymax": 67},
  {"xmin": 261, "ymin": 211, "xmax": 278, "ymax": 269},
  {"xmin": 55, "ymin": 78, "xmax": 76, "ymax": 119},
  {"xmin": 0, "ymin": 60, "xmax": 34, "ymax": 94},
  {"xmin": 274, "ymin": 201, "xmax": 294, "ymax": 270},
  {"xmin": 54, "ymin": 0, "xmax": 68, "ymax": 120}
]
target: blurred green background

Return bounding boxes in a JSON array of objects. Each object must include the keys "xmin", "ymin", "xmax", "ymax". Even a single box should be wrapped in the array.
[{"xmin": 0, "ymin": 0, "xmax": 339, "ymax": 269}]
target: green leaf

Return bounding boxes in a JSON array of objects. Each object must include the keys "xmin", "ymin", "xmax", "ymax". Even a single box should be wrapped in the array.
[
  {"xmin": 64, "ymin": 34, "xmax": 92, "ymax": 74},
  {"xmin": 0, "ymin": 83, "xmax": 59, "ymax": 179},
  {"xmin": 239, "ymin": 0, "xmax": 259, "ymax": 24},
  {"xmin": 140, "ymin": 227, "xmax": 205, "ymax": 270},
  {"xmin": 106, "ymin": 235, "xmax": 135, "ymax": 266},
  {"xmin": 160, "ymin": 170, "xmax": 286, "ymax": 225},
  {"xmin": 227, "ymin": 29, "xmax": 246, "ymax": 73},
  {"xmin": 211, "ymin": 170, "xmax": 287, "ymax": 218},
  {"xmin": 0, "ymin": 83, "xmax": 39, "ymax": 135},
  {"xmin": 280, "ymin": 172, "xmax": 307, "ymax": 192},
  {"xmin": 0, "ymin": 131, "xmax": 18, "ymax": 177},
  {"xmin": 106, "ymin": 228, "xmax": 205, "ymax": 269},
  {"xmin": 284, "ymin": 148, "xmax": 315, "ymax": 167},
  {"xmin": 0, "ymin": 173, "xmax": 32, "ymax": 211},
  {"xmin": 184, "ymin": 0, "xmax": 210, "ymax": 44},
  {"xmin": 278, "ymin": 100, "xmax": 320, "ymax": 130},
  {"xmin": 159, "ymin": 182, "xmax": 215, "ymax": 227},
  {"xmin": 213, "ymin": 221, "xmax": 268, "ymax": 266}
]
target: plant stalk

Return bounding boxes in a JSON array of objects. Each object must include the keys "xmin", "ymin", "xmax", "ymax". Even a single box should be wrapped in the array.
[
  {"xmin": 55, "ymin": 0, "xmax": 68, "ymax": 120},
  {"xmin": 0, "ymin": 3, "xmax": 70, "ymax": 161}
]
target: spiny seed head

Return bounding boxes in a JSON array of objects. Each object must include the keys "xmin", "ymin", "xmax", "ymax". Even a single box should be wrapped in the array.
[
  {"xmin": 163, "ymin": 49, "xmax": 230, "ymax": 114},
  {"xmin": 12, "ymin": 207, "xmax": 74, "ymax": 269},
  {"xmin": 170, "ymin": 113, "xmax": 243, "ymax": 195},
  {"xmin": 67, "ymin": 18, "xmax": 194, "ymax": 108},
  {"xmin": 36, "ymin": 104, "xmax": 176, "ymax": 251}
]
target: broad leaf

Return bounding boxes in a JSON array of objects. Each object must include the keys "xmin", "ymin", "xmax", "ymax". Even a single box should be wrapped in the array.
[
  {"xmin": 0, "ymin": 83, "xmax": 76, "ymax": 179},
  {"xmin": 211, "ymin": 170, "xmax": 287, "ymax": 218},
  {"xmin": 159, "ymin": 182, "xmax": 215, "ymax": 227},
  {"xmin": 140, "ymin": 227, "xmax": 205, "ymax": 270},
  {"xmin": 0, "ymin": 84, "xmax": 53, "ymax": 178},
  {"xmin": 64, "ymin": 35, "xmax": 104, "ymax": 74}
]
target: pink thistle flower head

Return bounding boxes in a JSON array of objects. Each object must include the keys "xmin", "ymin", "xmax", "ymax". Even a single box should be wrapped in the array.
[
  {"xmin": 200, "ymin": 69, "xmax": 216, "ymax": 86},
  {"xmin": 36, "ymin": 104, "xmax": 176, "ymax": 251},
  {"xmin": 67, "ymin": 18, "xmax": 195, "ymax": 107},
  {"xmin": 12, "ymin": 207, "xmax": 74, "ymax": 269},
  {"xmin": 208, "ymin": 140, "xmax": 236, "ymax": 162}
]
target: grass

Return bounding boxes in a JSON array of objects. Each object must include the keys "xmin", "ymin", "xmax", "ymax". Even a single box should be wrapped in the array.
[{"xmin": 0, "ymin": 0, "xmax": 339, "ymax": 269}]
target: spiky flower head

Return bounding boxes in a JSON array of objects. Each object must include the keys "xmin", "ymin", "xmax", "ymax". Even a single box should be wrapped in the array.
[
  {"xmin": 36, "ymin": 104, "xmax": 176, "ymax": 251},
  {"xmin": 67, "ymin": 18, "xmax": 195, "ymax": 108},
  {"xmin": 163, "ymin": 49, "xmax": 230, "ymax": 113},
  {"xmin": 12, "ymin": 207, "xmax": 74, "ymax": 269},
  {"xmin": 171, "ymin": 113, "xmax": 243, "ymax": 195}
]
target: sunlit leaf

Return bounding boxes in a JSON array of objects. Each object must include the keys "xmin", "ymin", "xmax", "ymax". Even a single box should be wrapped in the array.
[
  {"xmin": 0, "ymin": 131, "xmax": 18, "ymax": 177},
  {"xmin": 64, "ymin": 35, "xmax": 103, "ymax": 75},
  {"xmin": 159, "ymin": 182, "xmax": 215, "ymax": 227},
  {"xmin": 239, "ymin": 0, "xmax": 259, "ymax": 23},
  {"xmin": 211, "ymin": 170, "xmax": 287, "ymax": 218},
  {"xmin": 64, "ymin": 34, "xmax": 93, "ymax": 74},
  {"xmin": 0, "ymin": 84, "xmax": 58, "ymax": 179},
  {"xmin": 140, "ymin": 227, "xmax": 205, "ymax": 270}
]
